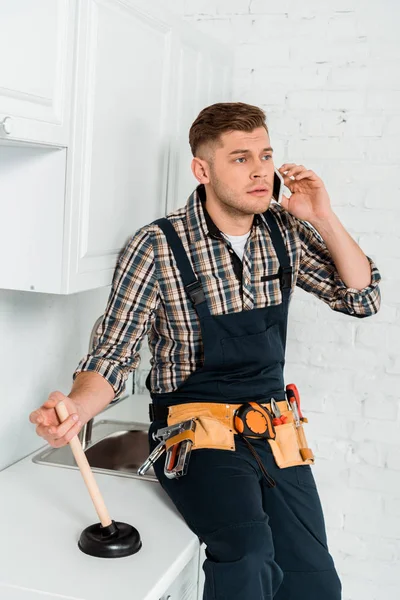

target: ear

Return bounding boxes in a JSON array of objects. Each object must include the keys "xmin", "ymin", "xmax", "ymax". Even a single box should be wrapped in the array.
[{"xmin": 191, "ymin": 157, "xmax": 211, "ymax": 184}]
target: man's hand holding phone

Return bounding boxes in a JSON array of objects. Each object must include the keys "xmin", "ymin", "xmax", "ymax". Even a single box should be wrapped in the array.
[{"xmin": 276, "ymin": 163, "xmax": 333, "ymax": 224}]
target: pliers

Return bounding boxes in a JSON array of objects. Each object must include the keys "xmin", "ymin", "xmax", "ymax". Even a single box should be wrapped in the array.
[{"xmin": 270, "ymin": 398, "xmax": 288, "ymax": 426}]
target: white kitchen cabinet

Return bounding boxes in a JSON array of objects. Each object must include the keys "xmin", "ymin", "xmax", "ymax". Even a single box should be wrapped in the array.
[
  {"xmin": 0, "ymin": 0, "xmax": 76, "ymax": 147},
  {"xmin": 0, "ymin": 144, "xmax": 67, "ymax": 293},
  {"xmin": 160, "ymin": 547, "xmax": 200, "ymax": 600},
  {"xmin": 0, "ymin": 0, "xmax": 233, "ymax": 294},
  {"xmin": 0, "ymin": 548, "xmax": 200, "ymax": 600},
  {"xmin": 64, "ymin": 0, "xmax": 176, "ymax": 293},
  {"xmin": 197, "ymin": 543, "xmax": 207, "ymax": 600}
]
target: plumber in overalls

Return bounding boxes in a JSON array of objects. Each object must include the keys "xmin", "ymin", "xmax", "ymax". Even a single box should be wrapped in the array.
[{"xmin": 86, "ymin": 103, "xmax": 381, "ymax": 598}]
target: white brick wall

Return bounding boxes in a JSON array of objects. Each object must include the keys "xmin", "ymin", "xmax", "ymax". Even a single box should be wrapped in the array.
[{"xmin": 134, "ymin": 2, "xmax": 400, "ymax": 597}]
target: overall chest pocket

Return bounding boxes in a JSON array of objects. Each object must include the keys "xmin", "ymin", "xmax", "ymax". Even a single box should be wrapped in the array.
[{"xmin": 218, "ymin": 323, "xmax": 285, "ymax": 398}]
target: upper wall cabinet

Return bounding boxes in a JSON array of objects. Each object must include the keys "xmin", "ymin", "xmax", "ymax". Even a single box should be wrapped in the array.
[
  {"xmin": 63, "ymin": 0, "xmax": 177, "ymax": 293},
  {"xmin": 0, "ymin": 0, "xmax": 76, "ymax": 146},
  {"xmin": 0, "ymin": 0, "xmax": 233, "ymax": 294}
]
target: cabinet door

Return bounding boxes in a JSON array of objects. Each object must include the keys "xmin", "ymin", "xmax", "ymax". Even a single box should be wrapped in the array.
[
  {"xmin": 160, "ymin": 547, "xmax": 199, "ymax": 600},
  {"xmin": 166, "ymin": 28, "xmax": 233, "ymax": 213},
  {"xmin": 64, "ymin": 0, "xmax": 174, "ymax": 293},
  {"xmin": 0, "ymin": 0, "xmax": 75, "ymax": 147},
  {"xmin": 197, "ymin": 543, "xmax": 207, "ymax": 600},
  {"xmin": 0, "ymin": 145, "xmax": 66, "ymax": 293}
]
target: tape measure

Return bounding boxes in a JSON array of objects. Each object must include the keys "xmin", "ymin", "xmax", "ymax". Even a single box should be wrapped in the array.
[{"xmin": 234, "ymin": 402, "xmax": 276, "ymax": 439}]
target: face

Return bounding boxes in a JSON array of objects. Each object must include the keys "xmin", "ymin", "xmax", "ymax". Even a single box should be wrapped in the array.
[{"xmin": 192, "ymin": 127, "xmax": 275, "ymax": 217}]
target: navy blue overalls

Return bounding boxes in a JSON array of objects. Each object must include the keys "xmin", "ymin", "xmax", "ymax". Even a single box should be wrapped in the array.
[{"xmin": 146, "ymin": 210, "xmax": 342, "ymax": 600}]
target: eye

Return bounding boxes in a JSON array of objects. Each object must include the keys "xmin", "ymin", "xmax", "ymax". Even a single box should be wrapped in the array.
[{"xmin": 234, "ymin": 155, "xmax": 272, "ymax": 164}]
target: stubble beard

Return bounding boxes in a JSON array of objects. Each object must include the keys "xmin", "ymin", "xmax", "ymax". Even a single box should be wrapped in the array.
[{"xmin": 209, "ymin": 169, "xmax": 271, "ymax": 218}]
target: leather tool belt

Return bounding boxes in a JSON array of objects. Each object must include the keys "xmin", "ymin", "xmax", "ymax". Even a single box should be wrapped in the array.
[{"xmin": 151, "ymin": 400, "xmax": 315, "ymax": 469}]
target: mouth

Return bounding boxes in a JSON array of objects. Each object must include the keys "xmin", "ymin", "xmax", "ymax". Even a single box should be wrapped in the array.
[{"xmin": 247, "ymin": 187, "xmax": 269, "ymax": 196}]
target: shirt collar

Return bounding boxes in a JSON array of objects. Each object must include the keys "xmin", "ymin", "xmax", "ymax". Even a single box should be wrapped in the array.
[{"xmin": 186, "ymin": 184, "xmax": 271, "ymax": 244}]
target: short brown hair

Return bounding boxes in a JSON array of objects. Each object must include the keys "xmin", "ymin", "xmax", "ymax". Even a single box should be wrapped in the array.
[{"xmin": 189, "ymin": 102, "xmax": 269, "ymax": 161}]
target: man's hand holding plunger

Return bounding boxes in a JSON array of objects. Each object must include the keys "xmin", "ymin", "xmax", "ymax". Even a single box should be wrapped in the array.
[
  {"xmin": 29, "ymin": 372, "xmax": 115, "ymax": 448},
  {"xmin": 29, "ymin": 390, "xmax": 84, "ymax": 448}
]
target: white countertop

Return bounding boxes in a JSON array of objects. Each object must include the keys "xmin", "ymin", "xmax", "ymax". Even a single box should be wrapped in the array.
[{"xmin": 0, "ymin": 395, "xmax": 199, "ymax": 600}]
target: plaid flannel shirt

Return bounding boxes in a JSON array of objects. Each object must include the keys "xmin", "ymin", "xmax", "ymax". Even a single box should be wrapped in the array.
[{"xmin": 73, "ymin": 184, "xmax": 381, "ymax": 397}]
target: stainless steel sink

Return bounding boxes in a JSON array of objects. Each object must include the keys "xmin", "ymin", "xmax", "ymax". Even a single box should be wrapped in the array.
[{"xmin": 32, "ymin": 419, "xmax": 158, "ymax": 482}]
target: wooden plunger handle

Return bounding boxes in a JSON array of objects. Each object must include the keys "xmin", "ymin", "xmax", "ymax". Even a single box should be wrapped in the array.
[{"xmin": 55, "ymin": 401, "xmax": 112, "ymax": 528}]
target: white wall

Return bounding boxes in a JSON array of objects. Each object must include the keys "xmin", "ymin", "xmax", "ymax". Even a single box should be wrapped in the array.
[
  {"xmin": 0, "ymin": 286, "xmax": 106, "ymax": 468},
  {"xmin": 181, "ymin": 1, "xmax": 400, "ymax": 598}
]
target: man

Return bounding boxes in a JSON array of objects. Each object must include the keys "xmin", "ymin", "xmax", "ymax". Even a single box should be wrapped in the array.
[{"xmin": 30, "ymin": 102, "xmax": 381, "ymax": 599}]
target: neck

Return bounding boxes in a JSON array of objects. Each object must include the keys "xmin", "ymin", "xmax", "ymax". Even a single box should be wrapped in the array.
[{"xmin": 203, "ymin": 186, "xmax": 253, "ymax": 236}]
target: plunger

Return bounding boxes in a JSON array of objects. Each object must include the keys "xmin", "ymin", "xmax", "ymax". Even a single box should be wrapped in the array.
[{"xmin": 55, "ymin": 401, "xmax": 142, "ymax": 558}]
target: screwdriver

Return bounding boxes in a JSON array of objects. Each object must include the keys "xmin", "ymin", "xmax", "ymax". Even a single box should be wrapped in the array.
[
  {"xmin": 286, "ymin": 383, "xmax": 303, "ymax": 420},
  {"xmin": 286, "ymin": 383, "xmax": 308, "ymax": 448}
]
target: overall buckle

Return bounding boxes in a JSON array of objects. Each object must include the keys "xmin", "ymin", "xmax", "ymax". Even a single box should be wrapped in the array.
[
  {"xmin": 279, "ymin": 265, "xmax": 292, "ymax": 289},
  {"xmin": 185, "ymin": 279, "xmax": 206, "ymax": 305}
]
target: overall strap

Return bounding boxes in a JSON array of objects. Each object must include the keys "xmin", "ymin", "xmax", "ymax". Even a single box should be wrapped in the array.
[
  {"xmin": 152, "ymin": 218, "xmax": 211, "ymax": 318},
  {"xmin": 263, "ymin": 210, "xmax": 293, "ymax": 290},
  {"xmin": 152, "ymin": 209, "xmax": 292, "ymax": 315}
]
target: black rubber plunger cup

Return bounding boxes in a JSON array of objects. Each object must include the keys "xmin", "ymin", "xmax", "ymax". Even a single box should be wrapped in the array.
[
  {"xmin": 78, "ymin": 519, "xmax": 141, "ymax": 558},
  {"xmin": 55, "ymin": 401, "xmax": 141, "ymax": 558}
]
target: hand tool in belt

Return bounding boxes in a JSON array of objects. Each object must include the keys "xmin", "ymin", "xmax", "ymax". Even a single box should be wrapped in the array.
[
  {"xmin": 137, "ymin": 419, "xmax": 196, "ymax": 479},
  {"xmin": 286, "ymin": 384, "xmax": 313, "ymax": 461},
  {"xmin": 137, "ymin": 438, "xmax": 167, "ymax": 476},
  {"xmin": 162, "ymin": 419, "xmax": 196, "ymax": 479},
  {"xmin": 270, "ymin": 398, "xmax": 288, "ymax": 425}
]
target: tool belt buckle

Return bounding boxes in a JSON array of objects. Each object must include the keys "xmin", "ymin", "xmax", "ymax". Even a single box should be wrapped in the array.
[
  {"xmin": 233, "ymin": 402, "xmax": 276, "ymax": 440},
  {"xmin": 155, "ymin": 419, "xmax": 197, "ymax": 479}
]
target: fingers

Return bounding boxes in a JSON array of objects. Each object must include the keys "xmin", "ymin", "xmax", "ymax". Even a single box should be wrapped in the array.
[
  {"xmin": 294, "ymin": 170, "xmax": 315, "ymax": 181},
  {"xmin": 43, "ymin": 390, "xmax": 68, "ymax": 409},
  {"xmin": 50, "ymin": 418, "xmax": 82, "ymax": 448},
  {"xmin": 278, "ymin": 164, "xmax": 317, "ymax": 192},
  {"xmin": 29, "ymin": 391, "xmax": 69, "ymax": 426},
  {"xmin": 29, "ymin": 390, "xmax": 81, "ymax": 448},
  {"xmin": 48, "ymin": 413, "xmax": 80, "ymax": 438},
  {"xmin": 279, "ymin": 164, "xmax": 305, "ymax": 178},
  {"xmin": 279, "ymin": 164, "xmax": 316, "ymax": 181},
  {"xmin": 29, "ymin": 408, "xmax": 44, "ymax": 425},
  {"xmin": 278, "ymin": 165, "xmax": 301, "ymax": 192},
  {"xmin": 37, "ymin": 415, "xmax": 82, "ymax": 448}
]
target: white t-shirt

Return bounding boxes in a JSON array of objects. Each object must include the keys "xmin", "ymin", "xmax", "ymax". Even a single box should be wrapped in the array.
[{"xmin": 221, "ymin": 230, "xmax": 251, "ymax": 261}]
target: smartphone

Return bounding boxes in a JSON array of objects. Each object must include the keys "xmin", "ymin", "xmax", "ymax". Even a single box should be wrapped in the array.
[{"xmin": 272, "ymin": 168, "xmax": 284, "ymax": 204}]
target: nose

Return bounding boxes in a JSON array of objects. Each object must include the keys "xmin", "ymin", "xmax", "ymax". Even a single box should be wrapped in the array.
[{"xmin": 251, "ymin": 160, "xmax": 271, "ymax": 180}]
